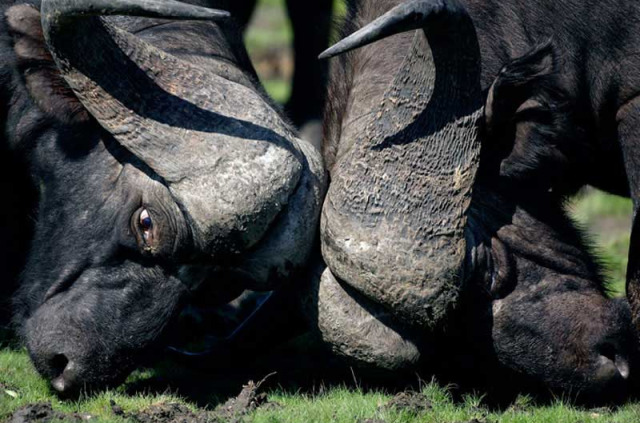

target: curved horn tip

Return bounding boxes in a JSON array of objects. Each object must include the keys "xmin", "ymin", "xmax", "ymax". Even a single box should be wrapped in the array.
[
  {"xmin": 41, "ymin": 0, "xmax": 231, "ymax": 22},
  {"xmin": 318, "ymin": 46, "xmax": 340, "ymax": 60},
  {"xmin": 318, "ymin": 0, "xmax": 469, "ymax": 59}
]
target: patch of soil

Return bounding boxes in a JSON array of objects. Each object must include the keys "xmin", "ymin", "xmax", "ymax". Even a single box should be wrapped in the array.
[
  {"xmin": 382, "ymin": 391, "xmax": 432, "ymax": 415},
  {"xmin": 114, "ymin": 374, "xmax": 277, "ymax": 423},
  {"xmin": 212, "ymin": 373, "xmax": 279, "ymax": 421},
  {"xmin": 7, "ymin": 403, "xmax": 86, "ymax": 423},
  {"xmin": 126, "ymin": 403, "xmax": 207, "ymax": 423},
  {"xmin": 110, "ymin": 401, "xmax": 124, "ymax": 417}
]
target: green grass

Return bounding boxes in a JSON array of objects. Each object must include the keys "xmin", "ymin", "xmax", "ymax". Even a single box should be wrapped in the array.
[
  {"xmin": 568, "ymin": 189, "xmax": 633, "ymax": 297},
  {"xmin": 0, "ymin": 348, "xmax": 187, "ymax": 422},
  {"xmin": 4, "ymin": 347, "xmax": 640, "ymax": 423},
  {"xmin": 262, "ymin": 79, "xmax": 291, "ymax": 104}
]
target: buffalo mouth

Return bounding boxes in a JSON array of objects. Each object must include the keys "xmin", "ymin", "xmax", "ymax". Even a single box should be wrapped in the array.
[{"xmin": 22, "ymin": 278, "xmax": 185, "ymax": 397}]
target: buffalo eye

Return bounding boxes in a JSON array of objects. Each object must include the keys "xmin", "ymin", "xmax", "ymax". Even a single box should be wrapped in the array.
[{"xmin": 138, "ymin": 208, "xmax": 154, "ymax": 246}]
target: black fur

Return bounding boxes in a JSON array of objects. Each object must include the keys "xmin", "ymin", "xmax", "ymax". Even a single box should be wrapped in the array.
[
  {"xmin": 0, "ymin": 0, "xmax": 300, "ymax": 393},
  {"xmin": 322, "ymin": 0, "xmax": 639, "ymax": 401}
]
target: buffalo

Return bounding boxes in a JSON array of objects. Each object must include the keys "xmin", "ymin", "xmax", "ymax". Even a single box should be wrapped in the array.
[
  {"xmin": 2, "ymin": 0, "xmax": 640, "ymax": 403},
  {"xmin": 0, "ymin": 0, "xmax": 325, "ymax": 394},
  {"xmin": 307, "ymin": 0, "xmax": 638, "ymax": 400}
]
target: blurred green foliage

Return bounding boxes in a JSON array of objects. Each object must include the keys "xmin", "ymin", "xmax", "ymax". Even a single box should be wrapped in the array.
[
  {"xmin": 245, "ymin": 0, "xmax": 346, "ymax": 103},
  {"xmin": 569, "ymin": 190, "xmax": 633, "ymax": 297}
]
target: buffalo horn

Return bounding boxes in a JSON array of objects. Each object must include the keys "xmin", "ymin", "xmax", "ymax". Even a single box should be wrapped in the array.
[
  {"xmin": 41, "ymin": 0, "xmax": 229, "ymax": 23},
  {"xmin": 319, "ymin": 0, "xmax": 483, "ymax": 329},
  {"xmin": 38, "ymin": 0, "xmax": 312, "ymax": 262},
  {"xmin": 320, "ymin": 0, "xmax": 472, "ymax": 60}
]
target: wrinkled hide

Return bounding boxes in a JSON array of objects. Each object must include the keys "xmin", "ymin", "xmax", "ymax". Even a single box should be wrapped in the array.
[
  {"xmin": 1, "ymin": 0, "xmax": 325, "ymax": 394},
  {"xmin": 318, "ymin": 0, "xmax": 483, "ymax": 359},
  {"xmin": 321, "ymin": 28, "xmax": 481, "ymax": 331},
  {"xmin": 310, "ymin": 0, "xmax": 483, "ymax": 371},
  {"xmin": 313, "ymin": 0, "xmax": 638, "ymax": 401},
  {"xmin": 459, "ymin": 184, "xmax": 636, "ymax": 400}
]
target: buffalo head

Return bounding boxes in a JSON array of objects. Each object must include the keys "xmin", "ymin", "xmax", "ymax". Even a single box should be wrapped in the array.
[
  {"xmin": 4, "ymin": 0, "xmax": 324, "ymax": 394},
  {"xmin": 308, "ymin": 0, "xmax": 636, "ymax": 401}
]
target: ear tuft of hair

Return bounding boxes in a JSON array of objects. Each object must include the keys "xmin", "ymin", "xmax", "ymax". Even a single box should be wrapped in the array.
[
  {"xmin": 484, "ymin": 40, "xmax": 586, "ymax": 193},
  {"xmin": 485, "ymin": 40, "xmax": 558, "ymax": 134}
]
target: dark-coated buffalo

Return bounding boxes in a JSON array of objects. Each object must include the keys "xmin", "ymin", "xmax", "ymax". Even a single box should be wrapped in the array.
[
  {"xmin": 307, "ymin": 0, "xmax": 637, "ymax": 401},
  {"xmin": 0, "ymin": 0, "xmax": 325, "ymax": 394}
]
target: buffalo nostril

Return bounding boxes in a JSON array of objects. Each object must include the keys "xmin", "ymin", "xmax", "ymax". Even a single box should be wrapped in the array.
[
  {"xmin": 49, "ymin": 354, "xmax": 78, "ymax": 394},
  {"xmin": 596, "ymin": 354, "xmax": 629, "ymax": 381},
  {"xmin": 51, "ymin": 375, "xmax": 66, "ymax": 393},
  {"xmin": 596, "ymin": 343, "xmax": 630, "ymax": 381},
  {"xmin": 616, "ymin": 357, "xmax": 631, "ymax": 380},
  {"xmin": 50, "ymin": 354, "xmax": 68, "ymax": 377}
]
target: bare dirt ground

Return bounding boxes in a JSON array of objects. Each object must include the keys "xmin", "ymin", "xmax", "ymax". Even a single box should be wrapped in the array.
[{"xmin": 7, "ymin": 376, "xmax": 276, "ymax": 423}]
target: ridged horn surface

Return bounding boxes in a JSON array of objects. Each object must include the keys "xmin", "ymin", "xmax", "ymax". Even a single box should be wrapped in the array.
[
  {"xmin": 321, "ymin": 0, "xmax": 483, "ymax": 329},
  {"xmin": 40, "ymin": 0, "xmax": 308, "ymax": 256}
]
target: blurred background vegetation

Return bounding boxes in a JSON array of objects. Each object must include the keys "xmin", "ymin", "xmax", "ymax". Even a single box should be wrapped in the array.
[
  {"xmin": 570, "ymin": 190, "xmax": 632, "ymax": 296},
  {"xmin": 245, "ymin": 0, "xmax": 347, "ymax": 103}
]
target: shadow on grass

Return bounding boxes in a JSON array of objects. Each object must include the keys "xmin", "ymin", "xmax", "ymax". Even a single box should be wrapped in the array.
[
  {"xmin": 117, "ymin": 333, "xmax": 615, "ymax": 414},
  {"xmin": 121, "ymin": 333, "xmax": 406, "ymax": 409},
  {"xmin": 2, "ymin": 330, "xmax": 636, "ymax": 423},
  {"xmin": 114, "ymin": 333, "xmax": 640, "ymax": 416}
]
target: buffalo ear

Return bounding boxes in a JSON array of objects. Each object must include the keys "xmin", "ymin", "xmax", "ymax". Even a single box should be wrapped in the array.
[
  {"xmin": 6, "ymin": 4, "xmax": 90, "ymax": 126},
  {"xmin": 484, "ymin": 41, "xmax": 557, "ymax": 139}
]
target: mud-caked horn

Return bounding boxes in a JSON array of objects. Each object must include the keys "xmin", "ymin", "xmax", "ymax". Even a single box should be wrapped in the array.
[
  {"xmin": 38, "ymin": 0, "xmax": 325, "ymax": 289},
  {"xmin": 319, "ymin": 0, "xmax": 483, "ymax": 330}
]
